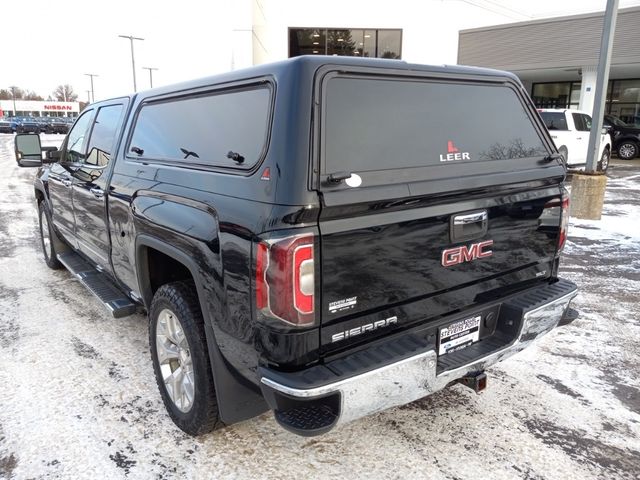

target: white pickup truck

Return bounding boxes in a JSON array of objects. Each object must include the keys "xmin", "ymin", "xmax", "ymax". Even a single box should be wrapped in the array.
[{"xmin": 538, "ymin": 108, "xmax": 612, "ymax": 171}]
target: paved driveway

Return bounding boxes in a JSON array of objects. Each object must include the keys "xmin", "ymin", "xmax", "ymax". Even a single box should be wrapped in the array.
[{"xmin": 0, "ymin": 134, "xmax": 639, "ymax": 479}]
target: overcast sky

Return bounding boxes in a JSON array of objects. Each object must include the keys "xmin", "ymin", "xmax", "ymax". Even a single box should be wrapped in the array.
[{"xmin": 3, "ymin": 0, "xmax": 640, "ymax": 101}]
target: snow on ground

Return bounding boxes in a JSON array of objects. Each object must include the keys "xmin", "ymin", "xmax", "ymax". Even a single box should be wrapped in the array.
[{"xmin": 0, "ymin": 134, "xmax": 638, "ymax": 479}]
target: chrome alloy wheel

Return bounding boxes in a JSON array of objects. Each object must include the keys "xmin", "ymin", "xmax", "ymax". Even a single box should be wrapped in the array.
[
  {"xmin": 40, "ymin": 211, "xmax": 51, "ymax": 256},
  {"xmin": 600, "ymin": 149, "xmax": 610, "ymax": 171},
  {"xmin": 155, "ymin": 308, "xmax": 195, "ymax": 412},
  {"xmin": 618, "ymin": 143, "xmax": 637, "ymax": 160}
]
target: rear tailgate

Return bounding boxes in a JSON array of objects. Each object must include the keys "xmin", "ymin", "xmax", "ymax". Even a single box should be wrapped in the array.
[{"xmin": 315, "ymin": 69, "xmax": 565, "ymax": 353}]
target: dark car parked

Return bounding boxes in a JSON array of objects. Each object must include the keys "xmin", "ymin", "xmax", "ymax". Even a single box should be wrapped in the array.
[
  {"xmin": 16, "ymin": 117, "xmax": 41, "ymax": 134},
  {"xmin": 14, "ymin": 56, "xmax": 577, "ymax": 438},
  {"xmin": 604, "ymin": 114, "xmax": 640, "ymax": 160},
  {"xmin": 0, "ymin": 118, "xmax": 15, "ymax": 133}
]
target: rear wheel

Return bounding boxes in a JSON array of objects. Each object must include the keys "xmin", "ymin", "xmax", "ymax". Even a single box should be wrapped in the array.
[
  {"xmin": 38, "ymin": 202, "xmax": 62, "ymax": 269},
  {"xmin": 598, "ymin": 147, "xmax": 610, "ymax": 172},
  {"xmin": 558, "ymin": 146, "xmax": 568, "ymax": 163},
  {"xmin": 149, "ymin": 281, "xmax": 222, "ymax": 435},
  {"xmin": 617, "ymin": 141, "xmax": 638, "ymax": 160}
]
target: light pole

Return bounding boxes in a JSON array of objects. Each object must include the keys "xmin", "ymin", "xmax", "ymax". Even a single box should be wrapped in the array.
[
  {"xmin": 118, "ymin": 35, "xmax": 144, "ymax": 92},
  {"xmin": 84, "ymin": 73, "xmax": 98, "ymax": 103},
  {"xmin": 9, "ymin": 86, "xmax": 17, "ymax": 116},
  {"xmin": 142, "ymin": 67, "xmax": 158, "ymax": 88}
]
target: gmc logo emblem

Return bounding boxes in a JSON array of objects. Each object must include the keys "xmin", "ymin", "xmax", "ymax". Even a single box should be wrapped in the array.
[{"xmin": 442, "ymin": 240, "xmax": 494, "ymax": 267}]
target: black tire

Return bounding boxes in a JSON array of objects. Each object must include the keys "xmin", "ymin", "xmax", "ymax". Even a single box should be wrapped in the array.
[
  {"xmin": 558, "ymin": 146, "xmax": 568, "ymax": 164},
  {"xmin": 598, "ymin": 147, "xmax": 610, "ymax": 172},
  {"xmin": 38, "ymin": 202, "xmax": 63, "ymax": 269},
  {"xmin": 617, "ymin": 141, "xmax": 638, "ymax": 160},
  {"xmin": 149, "ymin": 281, "xmax": 222, "ymax": 435}
]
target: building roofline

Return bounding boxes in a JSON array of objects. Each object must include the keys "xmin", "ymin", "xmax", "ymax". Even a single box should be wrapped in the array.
[{"xmin": 459, "ymin": 5, "xmax": 640, "ymax": 35}]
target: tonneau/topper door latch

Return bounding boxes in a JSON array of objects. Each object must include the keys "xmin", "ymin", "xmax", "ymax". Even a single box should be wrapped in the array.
[{"xmin": 450, "ymin": 210, "xmax": 488, "ymax": 243}]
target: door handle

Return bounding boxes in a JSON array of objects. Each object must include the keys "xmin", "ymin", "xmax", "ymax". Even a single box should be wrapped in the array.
[
  {"xmin": 453, "ymin": 211, "xmax": 488, "ymax": 225},
  {"xmin": 576, "ymin": 137, "xmax": 582, "ymax": 140},
  {"xmin": 89, "ymin": 187, "xmax": 104, "ymax": 199},
  {"xmin": 61, "ymin": 178, "xmax": 72, "ymax": 188}
]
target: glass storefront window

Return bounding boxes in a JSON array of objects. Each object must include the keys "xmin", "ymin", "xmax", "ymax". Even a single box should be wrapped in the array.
[
  {"xmin": 532, "ymin": 79, "xmax": 640, "ymax": 127},
  {"xmin": 290, "ymin": 28, "xmax": 402, "ymax": 59},
  {"xmin": 289, "ymin": 28, "xmax": 327, "ymax": 56},
  {"xmin": 532, "ymin": 82, "xmax": 571, "ymax": 109},
  {"xmin": 377, "ymin": 29, "xmax": 401, "ymax": 59},
  {"xmin": 609, "ymin": 79, "xmax": 640, "ymax": 125}
]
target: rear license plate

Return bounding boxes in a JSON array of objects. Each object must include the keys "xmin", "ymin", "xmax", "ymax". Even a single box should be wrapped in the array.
[{"xmin": 438, "ymin": 315, "xmax": 481, "ymax": 355}]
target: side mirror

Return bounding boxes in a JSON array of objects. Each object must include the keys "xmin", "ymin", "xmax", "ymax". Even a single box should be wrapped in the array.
[
  {"xmin": 43, "ymin": 146, "xmax": 61, "ymax": 163},
  {"xmin": 14, "ymin": 134, "xmax": 43, "ymax": 167}
]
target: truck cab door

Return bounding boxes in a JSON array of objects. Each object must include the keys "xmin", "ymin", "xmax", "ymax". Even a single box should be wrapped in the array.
[
  {"xmin": 48, "ymin": 109, "xmax": 94, "ymax": 246},
  {"xmin": 570, "ymin": 112, "xmax": 590, "ymax": 165},
  {"xmin": 71, "ymin": 103, "xmax": 126, "ymax": 270}
]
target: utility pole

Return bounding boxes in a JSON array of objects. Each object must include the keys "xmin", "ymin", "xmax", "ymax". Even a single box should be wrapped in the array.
[
  {"xmin": 84, "ymin": 73, "xmax": 98, "ymax": 103},
  {"xmin": 9, "ymin": 86, "xmax": 17, "ymax": 116},
  {"xmin": 571, "ymin": 0, "xmax": 619, "ymax": 221},
  {"xmin": 585, "ymin": 0, "xmax": 619, "ymax": 172},
  {"xmin": 142, "ymin": 67, "xmax": 158, "ymax": 88},
  {"xmin": 118, "ymin": 35, "xmax": 144, "ymax": 92}
]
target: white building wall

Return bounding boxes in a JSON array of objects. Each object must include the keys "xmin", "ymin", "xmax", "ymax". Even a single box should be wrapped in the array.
[
  {"xmin": 578, "ymin": 66, "xmax": 598, "ymax": 115},
  {"xmin": 237, "ymin": 0, "xmax": 509, "ymax": 68}
]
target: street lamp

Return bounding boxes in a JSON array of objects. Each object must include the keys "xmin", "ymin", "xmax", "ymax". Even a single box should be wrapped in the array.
[
  {"xmin": 118, "ymin": 35, "xmax": 144, "ymax": 92},
  {"xmin": 84, "ymin": 73, "xmax": 98, "ymax": 103},
  {"xmin": 142, "ymin": 67, "xmax": 158, "ymax": 88},
  {"xmin": 9, "ymin": 86, "xmax": 17, "ymax": 116}
]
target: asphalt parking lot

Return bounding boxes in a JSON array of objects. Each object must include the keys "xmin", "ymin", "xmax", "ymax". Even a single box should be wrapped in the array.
[{"xmin": 0, "ymin": 134, "xmax": 639, "ymax": 480}]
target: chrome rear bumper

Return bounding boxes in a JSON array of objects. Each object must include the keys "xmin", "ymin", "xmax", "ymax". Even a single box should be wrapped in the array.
[{"xmin": 261, "ymin": 282, "xmax": 577, "ymax": 433}]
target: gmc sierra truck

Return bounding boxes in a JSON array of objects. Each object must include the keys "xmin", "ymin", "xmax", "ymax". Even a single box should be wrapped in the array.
[{"xmin": 15, "ymin": 56, "xmax": 578, "ymax": 437}]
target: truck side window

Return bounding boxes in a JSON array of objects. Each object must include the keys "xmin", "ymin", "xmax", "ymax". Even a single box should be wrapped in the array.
[
  {"xmin": 65, "ymin": 110, "xmax": 94, "ymax": 163},
  {"xmin": 128, "ymin": 86, "xmax": 271, "ymax": 169},
  {"xmin": 572, "ymin": 113, "xmax": 592, "ymax": 132},
  {"xmin": 85, "ymin": 105, "xmax": 124, "ymax": 167}
]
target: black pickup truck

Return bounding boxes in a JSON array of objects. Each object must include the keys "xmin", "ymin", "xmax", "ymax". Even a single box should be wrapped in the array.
[{"xmin": 15, "ymin": 56, "xmax": 578, "ymax": 437}]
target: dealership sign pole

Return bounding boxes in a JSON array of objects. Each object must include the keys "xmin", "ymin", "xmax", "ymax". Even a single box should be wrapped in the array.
[{"xmin": 585, "ymin": 0, "xmax": 619, "ymax": 173}]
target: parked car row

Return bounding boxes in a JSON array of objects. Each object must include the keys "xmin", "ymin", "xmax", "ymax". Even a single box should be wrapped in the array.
[{"xmin": 0, "ymin": 116, "xmax": 73, "ymax": 134}]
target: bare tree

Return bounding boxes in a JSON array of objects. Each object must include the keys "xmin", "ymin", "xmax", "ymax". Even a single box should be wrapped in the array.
[
  {"xmin": 53, "ymin": 84, "xmax": 78, "ymax": 102},
  {"xmin": 24, "ymin": 90, "xmax": 44, "ymax": 101},
  {"xmin": 0, "ymin": 89, "xmax": 12, "ymax": 100}
]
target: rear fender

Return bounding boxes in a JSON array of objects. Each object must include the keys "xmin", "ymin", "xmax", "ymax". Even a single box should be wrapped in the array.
[{"xmin": 135, "ymin": 234, "xmax": 268, "ymax": 425}]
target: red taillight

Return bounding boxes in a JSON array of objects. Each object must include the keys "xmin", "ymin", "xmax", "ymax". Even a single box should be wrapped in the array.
[
  {"xmin": 255, "ymin": 234, "xmax": 315, "ymax": 327},
  {"xmin": 255, "ymin": 242, "xmax": 269, "ymax": 310},
  {"xmin": 558, "ymin": 194, "xmax": 570, "ymax": 251}
]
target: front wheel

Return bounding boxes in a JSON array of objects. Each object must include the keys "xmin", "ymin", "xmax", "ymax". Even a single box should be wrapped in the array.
[
  {"xmin": 149, "ymin": 281, "xmax": 222, "ymax": 435},
  {"xmin": 617, "ymin": 141, "xmax": 638, "ymax": 160},
  {"xmin": 38, "ymin": 202, "xmax": 62, "ymax": 269},
  {"xmin": 598, "ymin": 147, "xmax": 610, "ymax": 172}
]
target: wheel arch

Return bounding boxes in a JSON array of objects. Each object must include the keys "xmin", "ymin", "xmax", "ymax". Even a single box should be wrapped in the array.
[{"xmin": 135, "ymin": 234, "xmax": 268, "ymax": 425}]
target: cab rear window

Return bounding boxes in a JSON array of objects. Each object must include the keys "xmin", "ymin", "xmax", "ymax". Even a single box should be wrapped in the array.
[
  {"xmin": 322, "ymin": 76, "xmax": 548, "ymax": 174},
  {"xmin": 539, "ymin": 111, "xmax": 568, "ymax": 131}
]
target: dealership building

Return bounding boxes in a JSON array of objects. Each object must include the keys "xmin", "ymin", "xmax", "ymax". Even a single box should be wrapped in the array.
[
  {"xmin": 0, "ymin": 100, "xmax": 80, "ymax": 118},
  {"xmin": 229, "ymin": 2, "xmax": 639, "ymax": 124},
  {"xmin": 458, "ymin": 6, "xmax": 640, "ymax": 124}
]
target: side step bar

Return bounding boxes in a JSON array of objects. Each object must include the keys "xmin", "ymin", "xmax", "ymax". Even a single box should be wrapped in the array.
[{"xmin": 57, "ymin": 252, "xmax": 137, "ymax": 318}]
